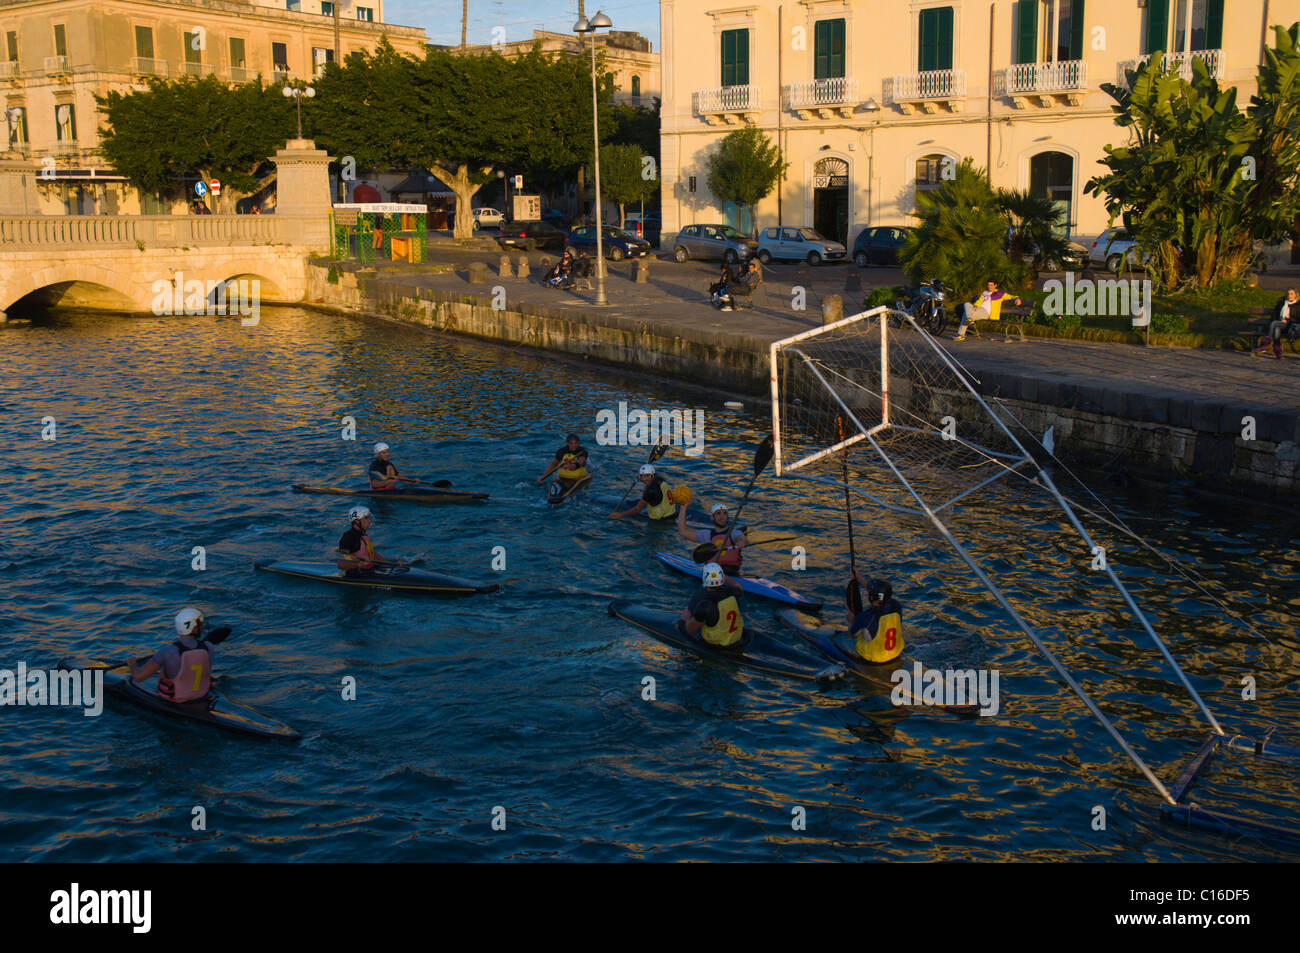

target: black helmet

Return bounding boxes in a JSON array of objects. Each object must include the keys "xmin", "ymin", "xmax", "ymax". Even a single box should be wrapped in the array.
[{"xmin": 867, "ymin": 579, "xmax": 892, "ymax": 603}]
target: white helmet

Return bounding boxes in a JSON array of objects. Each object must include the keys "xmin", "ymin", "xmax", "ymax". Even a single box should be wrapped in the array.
[
  {"xmin": 348, "ymin": 506, "xmax": 372, "ymax": 523},
  {"xmin": 710, "ymin": 503, "xmax": 728, "ymax": 516},
  {"xmin": 701, "ymin": 563, "xmax": 726, "ymax": 588},
  {"xmin": 374, "ymin": 442, "xmax": 390, "ymax": 455},
  {"xmin": 174, "ymin": 608, "xmax": 205, "ymax": 637},
  {"xmin": 639, "ymin": 464, "xmax": 656, "ymax": 476}
]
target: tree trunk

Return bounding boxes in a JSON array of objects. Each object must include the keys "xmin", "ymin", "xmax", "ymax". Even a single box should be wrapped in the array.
[
  {"xmin": 429, "ymin": 161, "xmax": 489, "ymax": 239},
  {"xmin": 618, "ymin": 202, "xmax": 625, "ymax": 228},
  {"xmin": 461, "ymin": 0, "xmax": 468, "ymax": 49}
]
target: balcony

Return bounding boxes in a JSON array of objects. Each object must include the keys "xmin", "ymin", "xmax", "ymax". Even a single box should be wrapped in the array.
[
  {"xmin": 0, "ymin": 61, "xmax": 19, "ymax": 81},
  {"xmin": 229, "ymin": 66, "xmax": 257, "ymax": 83},
  {"xmin": 43, "ymin": 55, "xmax": 70, "ymax": 76},
  {"xmin": 784, "ymin": 77, "xmax": 859, "ymax": 119},
  {"xmin": 1118, "ymin": 49, "xmax": 1225, "ymax": 84},
  {"xmin": 997, "ymin": 59, "xmax": 1087, "ymax": 108},
  {"xmin": 182, "ymin": 61, "xmax": 214, "ymax": 77},
  {"xmin": 52, "ymin": 140, "xmax": 79, "ymax": 156},
  {"xmin": 885, "ymin": 69, "xmax": 966, "ymax": 114},
  {"xmin": 131, "ymin": 57, "xmax": 168, "ymax": 77},
  {"xmin": 692, "ymin": 85, "xmax": 760, "ymax": 125}
]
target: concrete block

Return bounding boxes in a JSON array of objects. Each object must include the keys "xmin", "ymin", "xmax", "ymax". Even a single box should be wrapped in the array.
[
  {"xmin": 1167, "ymin": 399, "xmax": 1192, "ymax": 429},
  {"xmin": 1190, "ymin": 401, "xmax": 1225, "ymax": 433},
  {"xmin": 517, "ymin": 255, "xmax": 531, "ymax": 279},
  {"xmin": 499, "ymin": 255, "xmax": 513, "ymax": 278},
  {"xmin": 636, "ymin": 259, "xmax": 650, "ymax": 284},
  {"xmin": 468, "ymin": 262, "xmax": 490, "ymax": 283},
  {"xmin": 1102, "ymin": 387, "xmax": 1126, "ymax": 416},
  {"xmin": 822, "ymin": 294, "xmax": 843, "ymax": 325},
  {"xmin": 1075, "ymin": 386, "xmax": 1105, "ymax": 413}
]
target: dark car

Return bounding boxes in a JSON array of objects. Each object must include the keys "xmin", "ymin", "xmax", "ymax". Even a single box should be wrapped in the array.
[
  {"xmin": 566, "ymin": 225, "xmax": 651, "ymax": 261},
  {"xmin": 853, "ymin": 226, "xmax": 916, "ymax": 267},
  {"xmin": 624, "ymin": 212, "xmax": 661, "ymax": 248},
  {"xmin": 541, "ymin": 208, "xmax": 569, "ymax": 229},
  {"xmin": 499, "ymin": 220, "xmax": 567, "ymax": 251}
]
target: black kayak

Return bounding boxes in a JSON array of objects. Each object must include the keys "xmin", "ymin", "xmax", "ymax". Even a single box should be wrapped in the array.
[
  {"xmin": 776, "ymin": 609, "xmax": 980, "ymax": 716},
  {"xmin": 292, "ymin": 483, "xmax": 489, "ymax": 503},
  {"xmin": 547, "ymin": 474, "xmax": 593, "ymax": 504},
  {"xmin": 608, "ymin": 599, "xmax": 830, "ymax": 681},
  {"xmin": 56, "ymin": 657, "xmax": 300, "ymax": 740},
  {"xmin": 255, "ymin": 560, "xmax": 499, "ymax": 595}
]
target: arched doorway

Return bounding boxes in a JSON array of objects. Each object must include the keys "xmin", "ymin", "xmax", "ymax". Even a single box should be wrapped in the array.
[
  {"xmin": 812, "ymin": 157, "xmax": 848, "ymax": 245},
  {"xmin": 1029, "ymin": 151, "xmax": 1075, "ymax": 238}
]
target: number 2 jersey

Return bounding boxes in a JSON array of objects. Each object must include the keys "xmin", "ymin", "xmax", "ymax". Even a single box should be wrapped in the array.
[
  {"xmin": 687, "ymin": 587, "xmax": 744, "ymax": 647},
  {"xmin": 848, "ymin": 597, "xmax": 905, "ymax": 662}
]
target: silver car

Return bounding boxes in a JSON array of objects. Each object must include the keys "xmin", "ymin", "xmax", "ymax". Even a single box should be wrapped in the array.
[
  {"xmin": 672, "ymin": 224, "xmax": 758, "ymax": 264},
  {"xmin": 757, "ymin": 226, "xmax": 846, "ymax": 265}
]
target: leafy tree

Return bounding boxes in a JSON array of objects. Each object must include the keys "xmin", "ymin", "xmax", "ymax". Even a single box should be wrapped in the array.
[
  {"xmin": 1000, "ymin": 189, "xmax": 1072, "ymax": 278},
  {"xmin": 609, "ymin": 99, "xmax": 660, "ymax": 163},
  {"xmin": 704, "ymin": 127, "xmax": 787, "ymax": 237},
  {"xmin": 96, "ymin": 76, "xmax": 295, "ymax": 212},
  {"xmin": 1085, "ymin": 24, "xmax": 1300, "ymax": 289},
  {"xmin": 901, "ymin": 158, "xmax": 1027, "ymax": 303},
  {"xmin": 598, "ymin": 142, "xmax": 658, "ymax": 226}
]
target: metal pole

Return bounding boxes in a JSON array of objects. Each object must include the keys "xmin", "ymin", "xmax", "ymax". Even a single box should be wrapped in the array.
[{"xmin": 591, "ymin": 33, "xmax": 607, "ymax": 304}]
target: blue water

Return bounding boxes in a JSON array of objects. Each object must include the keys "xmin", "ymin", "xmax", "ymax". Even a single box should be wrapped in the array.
[{"xmin": 1, "ymin": 307, "xmax": 1297, "ymax": 861}]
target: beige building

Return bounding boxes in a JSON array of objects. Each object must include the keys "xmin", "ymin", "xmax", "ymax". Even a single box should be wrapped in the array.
[
  {"xmin": 0, "ymin": 0, "xmax": 427, "ymax": 214},
  {"xmin": 457, "ymin": 28, "xmax": 659, "ymax": 108},
  {"xmin": 660, "ymin": 0, "xmax": 1296, "ymax": 259}
]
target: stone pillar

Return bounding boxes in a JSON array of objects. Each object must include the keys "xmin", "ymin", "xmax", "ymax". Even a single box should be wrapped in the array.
[
  {"xmin": 0, "ymin": 156, "xmax": 39, "ymax": 216},
  {"xmin": 635, "ymin": 259, "xmax": 650, "ymax": 283},
  {"xmin": 517, "ymin": 255, "xmax": 531, "ymax": 279},
  {"xmin": 499, "ymin": 254, "xmax": 513, "ymax": 278},
  {"xmin": 468, "ymin": 261, "xmax": 489, "ymax": 283},
  {"xmin": 272, "ymin": 139, "xmax": 334, "ymax": 252},
  {"xmin": 822, "ymin": 294, "xmax": 843, "ymax": 325}
]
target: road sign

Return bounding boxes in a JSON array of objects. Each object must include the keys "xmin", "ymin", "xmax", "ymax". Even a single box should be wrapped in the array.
[
  {"xmin": 512, "ymin": 175, "xmax": 523, "ymax": 190},
  {"xmin": 194, "ymin": 181, "xmax": 207, "ymax": 197},
  {"xmin": 209, "ymin": 179, "xmax": 221, "ymax": 195}
]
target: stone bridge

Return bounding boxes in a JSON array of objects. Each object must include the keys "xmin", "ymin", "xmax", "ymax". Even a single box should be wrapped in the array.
[{"xmin": 0, "ymin": 140, "xmax": 332, "ymax": 319}]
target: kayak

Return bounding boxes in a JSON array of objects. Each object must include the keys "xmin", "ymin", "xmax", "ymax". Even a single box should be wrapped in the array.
[
  {"xmin": 776, "ymin": 609, "xmax": 980, "ymax": 716},
  {"xmin": 586, "ymin": 491, "xmax": 714, "ymax": 526},
  {"xmin": 254, "ymin": 560, "xmax": 499, "ymax": 595},
  {"xmin": 547, "ymin": 474, "xmax": 593, "ymax": 505},
  {"xmin": 608, "ymin": 600, "xmax": 829, "ymax": 681},
  {"xmin": 292, "ymin": 483, "xmax": 489, "ymax": 503},
  {"xmin": 56, "ymin": 657, "xmax": 300, "ymax": 740},
  {"xmin": 655, "ymin": 551, "xmax": 822, "ymax": 611}
]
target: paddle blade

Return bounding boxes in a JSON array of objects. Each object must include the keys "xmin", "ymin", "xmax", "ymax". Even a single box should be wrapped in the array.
[
  {"xmin": 692, "ymin": 543, "xmax": 719, "ymax": 564},
  {"xmin": 753, "ymin": 435, "xmax": 775, "ymax": 476},
  {"xmin": 649, "ymin": 441, "xmax": 669, "ymax": 463},
  {"xmin": 846, "ymin": 579, "xmax": 863, "ymax": 616},
  {"xmin": 205, "ymin": 626, "xmax": 233, "ymax": 645},
  {"xmin": 431, "ymin": 480, "xmax": 453, "ymax": 488}
]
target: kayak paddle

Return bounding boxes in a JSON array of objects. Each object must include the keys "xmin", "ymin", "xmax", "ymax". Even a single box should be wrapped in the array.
[
  {"xmin": 612, "ymin": 441, "xmax": 669, "ymax": 512},
  {"xmin": 692, "ymin": 436, "xmax": 774, "ymax": 563},
  {"xmin": 838, "ymin": 415, "xmax": 863, "ymax": 615}
]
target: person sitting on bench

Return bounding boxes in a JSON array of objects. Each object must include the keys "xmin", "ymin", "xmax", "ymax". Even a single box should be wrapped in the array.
[
  {"xmin": 954, "ymin": 278, "xmax": 1021, "ymax": 342},
  {"xmin": 720, "ymin": 260, "xmax": 762, "ymax": 312},
  {"xmin": 1252, "ymin": 288, "xmax": 1298, "ymax": 360},
  {"xmin": 545, "ymin": 249, "xmax": 576, "ymax": 289},
  {"xmin": 710, "ymin": 262, "xmax": 736, "ymax": 309}
]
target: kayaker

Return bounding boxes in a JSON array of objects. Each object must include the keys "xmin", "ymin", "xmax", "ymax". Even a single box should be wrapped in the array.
[
  {"xmin": 537, "ymin": 433, "xmax": 589, "ymax": 485},
  {"xmin": 679, "ymin": 562, "xmax": 745, "ymax": 647},
  {"xmin": 127, "ymin": 608, "xmax": 214, "ymax": 704},
  {"xmin": 608, "ymin": 464, "xmax": 676, "ymax": 520},
  {"xmin": 369, "ymin": 442, "xmax": 417, "ymax": 491},
  {"xmin": 337, "ymin": 506, "xmax": 406, "ymax": 575},
  {"xmin": 838, "ymin": 572, "xmax": 905, "ymax": 664},
  {"xmin": 677, "ymin": 503, "xmax": 747, "ymax": 574}
]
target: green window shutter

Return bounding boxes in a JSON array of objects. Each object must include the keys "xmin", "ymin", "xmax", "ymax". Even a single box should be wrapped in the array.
[
  {"xmin": 736, "ymin": 29, "xmax": 749, "ymax": 85},
  {"xmin": 919, "ymin": 8, "xmax": 936, "ymax": 71},
  {"xmin": 721, "ymin": 29, "xmax": 748, "ymax": 86},
  {"xmin": 936, "ymin": 6, "xmax": 954, "ymax": 70},
  {"xmin": 1015, "ymin": 0, "xmax": 1038, "ymax": 65},
  {"xmin": 135, "ymin": 26, "xmax": 153, "ymax": 60},
  {"xmin": 1144, "ymin": 0, "xmax": 1169, "ymax": 55},
  {"xmin": 1068, "ymin": 0, "xmax": 1085, "ymax": 60},
  {"xmin": 1205, "ymin": 0, "xmax": 1223, "ymax": 49},
  {"xmin": 815, "ymin": 19, "xmax": 845, "ymax": 79}
]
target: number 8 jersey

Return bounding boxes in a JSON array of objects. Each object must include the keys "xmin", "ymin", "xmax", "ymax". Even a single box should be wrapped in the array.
[{"xmin": 849, "ymin": 598, "xmax": 905, "ymax": 663}]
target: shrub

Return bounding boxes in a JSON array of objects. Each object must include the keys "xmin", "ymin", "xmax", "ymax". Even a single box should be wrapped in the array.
[
  {"xmin": 864, "ymin": 286, "xmax": 904, "ymax": 310},
  {"xmin": 1149, "ymin": 312, "xmax": 1189, "ymax": 334},
  {"xmin": 327, "ymin": 265, "xmax": 340, "ymax": 285}
]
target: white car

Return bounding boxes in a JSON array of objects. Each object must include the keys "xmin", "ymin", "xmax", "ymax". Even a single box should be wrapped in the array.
[
  {"xmin": 1089, "ymin": 228, "xmax": 1146, "ymax": 273},
  {"xmin": 473, "ymin": 208, "xmax": 504, "ymax": 230}
]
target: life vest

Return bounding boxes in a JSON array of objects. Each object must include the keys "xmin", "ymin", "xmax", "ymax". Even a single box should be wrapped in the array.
[
  {"xmin": 711, "ymin": 529, "xmax": 743, "ymax": 570},
  {"xmin": 370, "ymin": 458, "xmax": 397, "ymax": 487},
  {"xmin": 157, "ymin": 640, "xmax": 212, "ymax": 703},
  {"xmin": 854, "ymin": 609, "xmax": 904, "ymax": 663},
  {"xmin": 700, "ymin": 594, "xmax": 744, "ymax": 647},
  {"xmin": 557, "ymin": 449, "xmax": 587, "ymax": 480},
  {"xmin": 644, "ymin": 476, "xmax": 676, "ymax": 520}
]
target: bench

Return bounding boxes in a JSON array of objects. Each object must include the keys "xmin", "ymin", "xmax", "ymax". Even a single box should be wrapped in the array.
[
  {"xmin": 1240, "ymin": 305, "xmax": 1298, "ymax": 353},
  {"xmin": 730, "ymin": 276, "xmax": 763, "ymax": 310},
  {"xmin": 966, "ymin": 305, "xmax": 1031, "ymax": 342}
]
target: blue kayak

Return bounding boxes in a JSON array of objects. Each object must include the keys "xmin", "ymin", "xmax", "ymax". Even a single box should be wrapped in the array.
[{"xmin": 655, "ymin": 551, "xmax": 822, "ymax": 611}]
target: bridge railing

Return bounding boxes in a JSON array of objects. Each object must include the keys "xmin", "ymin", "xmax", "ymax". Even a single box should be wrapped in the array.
[{"xmin": 0, "ymin": 215, "xmax": 283, "ymax": 249}]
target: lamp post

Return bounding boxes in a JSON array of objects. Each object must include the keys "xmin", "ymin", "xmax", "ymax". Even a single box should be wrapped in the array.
[
  {"xmin": 575, "ymin": 10, "xmax": 612, "ymax": 305},
  {"xmin": 497, "ymin": 169, "xmax": 510, "ymax": 221},
  {"xmin": 281, "ymin": 81, "xmax": 316, "ymax": 140}
]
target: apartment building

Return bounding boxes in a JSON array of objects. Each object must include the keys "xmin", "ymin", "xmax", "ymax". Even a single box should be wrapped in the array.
[
  {"xmin": 457, "ymin": 29, "xmax": 660, "ymax": 108},
  {"xmin": 0, "ymin": 0, "xmax": 427, "ymax": 214},
  {"xmin": 660, "ymin": 0, "xmax": 1292, "ymax": 256}
]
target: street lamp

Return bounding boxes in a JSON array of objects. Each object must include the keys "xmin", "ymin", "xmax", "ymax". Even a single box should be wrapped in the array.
[
  {"xmin": 281, "ymin": 82, "xmax": 316, "ymax": 140},
  {"xmin": 575, "ymin": 10, "xmax": 612, "ymax": 305}
]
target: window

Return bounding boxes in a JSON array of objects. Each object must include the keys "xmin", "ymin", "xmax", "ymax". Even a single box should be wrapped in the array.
[
  {"xmin": 780, "ymin": 228, "xmax": 803, "ymax": 241},
  {"xmin": 1016, "ymin": 1, "xmax": 1085, "ymax": 63},
  {"xmin": 915, "ymin": 154, "xmax": 948, "ymax": 190},
  {"xmin": 7, "ymin": 106, "xmax": 27, "ymax": 145},
  {"xmin": 135, "ymin": 26, "xmax": 153, "ymax": 59},
  {"xmin": 321, "ymin": 1, "xmax": 334, "ymax": 15},
  {"xmin": 312, "ymin": 47, "xmax": 334, "ymax": 73},
  {"xmin": 918, "ymin": 6, "xmax": 954, "ymax": 72},
  {"xmin": 286, "ymin": 1, "xmax": 301, "ymax": 11},
  {"xmin": 631, "ymin": 74, "xmax": 641, "ymax": 98},
  {"xmin": 813, "ymin": 18, "xmax": 845, "ymax": 80},
  {"xmin": 720, "ymin": 29, "xmax": 748, "ymax": 87},
  {"xmin": 5, "ymin": 31, "xmax": 17, "ymax": 63},
  {"xmin": 184, "ymin": 32, "xmax": 202, "ymax": 66},
  {"xmin": 357, "ymin": 7, "xmax": 374, "ymax": 21},
  {"xmin": 272, "ymin": 42, "xmax": 288, "ymax": 70},
  {"xmin": 230, "ymin": 38, "xmax": 245, "ymax": 68},
  {"xmin": 53, "ymin": 25, "xmax": 67, "ymax": 58},
  {"xmin": 54, "ymin": 103, "xmax": 76, "ymax": 141},
  {"xmin": 1174, "ymin": 0, "xmax": 1223, "ymax": 52}
]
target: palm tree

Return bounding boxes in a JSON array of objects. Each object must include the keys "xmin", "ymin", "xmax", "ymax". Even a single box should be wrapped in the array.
[{"xmin": 1000, "ymin": 189, "xmax": 1072, "ymax": 279}]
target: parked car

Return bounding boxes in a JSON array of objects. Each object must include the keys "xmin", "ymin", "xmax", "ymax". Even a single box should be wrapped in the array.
[
  {"xmin": 624, "ymin": 212, "xmax": 662, "ymax": 247},
  {"xmin": 672, "ymin": 224, "xmax": 758, "ymax": 264},
  {"xmin": 566, "ymin": 225, "xmax": 651, "ymax": 261},
  {"xmin": 498, "ymin": 220, "xmax": 567, "ymax": 251},
  {"xmin": 473, "ymin": 207, "xmax": 505, "ymax": 230},
  {"xmin": 1088, "ymin": 227, "xmax": 1148, "ymax": 273},
  {"xmin": 541, "ymin": 208, "xmax": 569, "ymax": 229},
  {"xmin": 853, "ymin": 226, "xmax": 916, "ymax": 267},
  {"xmin": 757, "ymin": 226, "xmax": 847, "ymax": 265},
  {"xmin": 1006, "ymin": 228, "xmax": 1088, "ymax": 271}
]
